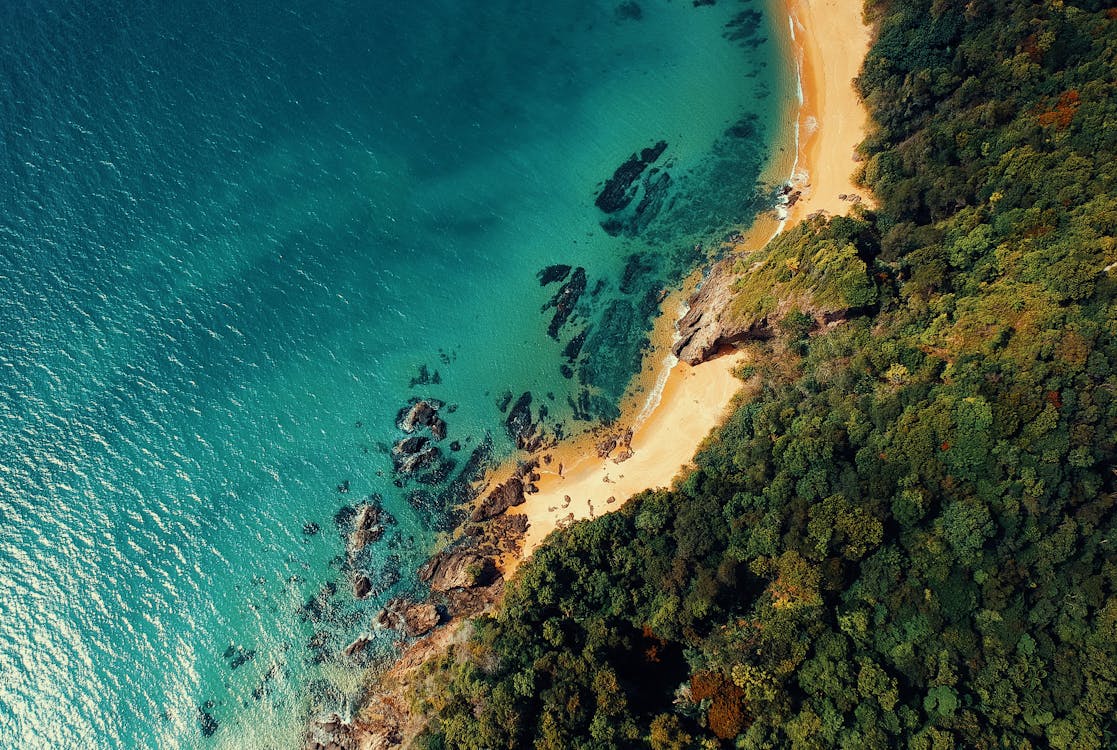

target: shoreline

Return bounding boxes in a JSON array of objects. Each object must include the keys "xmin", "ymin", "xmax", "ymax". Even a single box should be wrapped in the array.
[
  {"xmin": 507, "ymin": 0, "xmax": 876, "ymax": 565},
  {"xmin": 340, "ymin": 2, "xmax": 877, "ymax": 744}
]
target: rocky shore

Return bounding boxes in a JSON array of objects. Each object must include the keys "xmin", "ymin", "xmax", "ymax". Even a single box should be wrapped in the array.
[{"xmin": 672, "ymin": 258, "xmax": 774, "ymax": 365}]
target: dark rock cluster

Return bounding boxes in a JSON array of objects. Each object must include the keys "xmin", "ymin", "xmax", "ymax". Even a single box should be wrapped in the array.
[
  {"xmin": 594, "ymin": 140, "xmax": 667, "ymax": 214},
  {"xmin": 541, "ymin": 266, "xmax": 587, "ymax": 339}
]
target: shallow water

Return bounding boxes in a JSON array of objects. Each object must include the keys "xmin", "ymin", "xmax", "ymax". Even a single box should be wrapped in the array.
[{"xmin": 0, "ymin": 1, "xmax": 787, "ymax": 746}]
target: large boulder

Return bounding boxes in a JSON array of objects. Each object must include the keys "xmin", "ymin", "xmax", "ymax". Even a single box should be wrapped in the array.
[
  {"xmin": 418, "ymin": 548, "xmax": 499, "ymax": 593},
  {"xmin": 348, "ymin": 503, "xmax": 384, "ymax": 556},
  {"xmin": 471, "ymin": 476, "xmax": 525, "ymax": 521},
  {"xmin": 397, "ymin": 399, "xmax": 441, "ymax": 433},
  {"xmin": 376, "ymin": 599, "xmax": 442, "ymax": 638}
]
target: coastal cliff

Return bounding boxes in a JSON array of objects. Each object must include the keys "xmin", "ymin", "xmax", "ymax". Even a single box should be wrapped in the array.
[
  {"xmin": 673, "ymin": 209, "xmax": 877, "ymax": 367},
  {"xmin": 673, "ymin": 257, "xmax": 774, "ymax": 365}
]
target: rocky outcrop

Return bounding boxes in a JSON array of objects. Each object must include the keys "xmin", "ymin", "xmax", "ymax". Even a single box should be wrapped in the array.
[
  {"xmin": 397, "ymin": 399, "xmax": 447, "ymax": 441},
  {"xmin": 418, "ymin": 547, "xmax": 499, "ymax": 593},
  {"xmin": 353, "ymin": 573, "xmax": 373, "ymax": 600},
  {"xmin": 595, "ymin": 427, "xmax": 634, "ymax": 461},
  {"xmin": 299, "ymin": 582, "xmax": 339, "ymax": 623},
  {"xmin": 391, "ymin": 436, "xmax": 441, "ymax": 475},
  {"xmin": 471, "ymin": 476, "xmax": 525, "ymax": 521},
  {"xmin": 673, "ymin": 259, "xmax": 774, "ymax": 365},
  {"xmin": 343, "ymin": 636, "xmax": 372, "ymax": 659},
  {"xmin": 477, "ymin": 513, "xmax": 529, "ymax": 553},
  {"xmin": 348, "ymin": 502, "xmax": 385, "ymax": 557},
  {"xmin": 443, "ymin": 576, "xmax": 505, "ymax": 619},
  {"xmin": 596, "ymin": 434, "xmax": 619, "ymax": 457}
]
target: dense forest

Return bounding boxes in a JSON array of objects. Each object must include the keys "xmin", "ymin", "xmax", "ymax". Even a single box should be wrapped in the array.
[{"xmin": 408, "ymin": 0, "xmax": 1117, "ymax": 747}]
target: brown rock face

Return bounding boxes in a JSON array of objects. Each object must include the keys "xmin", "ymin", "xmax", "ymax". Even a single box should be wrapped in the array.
[
  {"xmin": 418, "ymin": 548, "xmax": 499, "ymax": 592},
  {"xmin": 471, "ymin": 476, "xmax": 525, "ymax": 521},
  {"xmin": 348, "ymin": 503, "xmax": 384, "ymax": 557},
  {"xmin": 673, "ymin": 259, "xmax": 773, "ymax": 365},
  {"xmin": 397, "ymin": 400, "xmax": 439, "ymax": 433},
  {"xmin": 343, "ymin": 636, "xmax": 372, "ymax": 658},
  {"xmin": 353, "ymin": 573, "xmax": 373, "ymax": 600},
  {"xmin": 377, "ymin": 599, "xmax": 442, "ymax": 638},
  {"xmin": 401, "ymin": 603, "xmax": 440, "ymax": 637},
  {"xmin": 304, "ymin": 712, "xmax": 358, "ymax": 750}
]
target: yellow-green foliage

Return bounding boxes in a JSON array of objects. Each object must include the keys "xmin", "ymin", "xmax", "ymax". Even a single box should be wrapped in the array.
[{"xmin": 726, "ymin": 213, "xmax": 879, "ymax": 329}]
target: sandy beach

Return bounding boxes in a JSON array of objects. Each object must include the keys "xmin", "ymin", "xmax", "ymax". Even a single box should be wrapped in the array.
[
  {"xmin": 507, "ymin": 0, "xmax": 875, "ymax": 563},
  {"xmin": 785, "ymin": 0, "xmax": 876, "ymax": 219}
]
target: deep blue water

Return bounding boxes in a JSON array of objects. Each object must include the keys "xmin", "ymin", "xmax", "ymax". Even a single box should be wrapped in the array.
[{"xmin": 0, "ymin": 1, "xmax": 787, "ymax": 746}]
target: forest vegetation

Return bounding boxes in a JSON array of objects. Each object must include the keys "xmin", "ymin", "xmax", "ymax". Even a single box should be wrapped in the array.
[{"xmin": 409, "ymin": 0, "xmax": 1117, "ymax": 747}]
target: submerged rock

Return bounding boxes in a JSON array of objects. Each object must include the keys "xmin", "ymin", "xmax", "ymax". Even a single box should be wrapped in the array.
[
  {"xmin": 563, "ymin": 329, "xmax": 588, "ymax": 362},
  {"xmin": 630, "ymin": 170, "xmax": 672, "ymax": 235},
  {"xmin": 228, "ymin": 647, "xmax": 256, "ymax": 670},
  {"xmin": 619, "ymin": 252, "xmax": 657, "ymax": 295},
  {"xmin": 298, "ymin": 582, "xmax": 338, "ymax": 623},
  {"xmin": 408, "ymin": 364, "xmax": 442, "ymax": 388},
  {"xmin": 197, "ymin": 706, "xmax": 218, "ymax": 738},
  {"xmin": 542, "ymin": 266, "xmax": 587, "ymax": 339},
  {"xmin": 537, "ymin": 263, "xmax": 573, "ymax": 286},
  {"xmin": 333, "ymin": 505, "xmax": 356, "ymax": 533},
  {"xmin": 504, "ymin": 392, "xmax": 536, "ymax": 448},
  {"xmin": 252, "ymin": 662, "xmax": 282, "ymax": 701},
  {"xmin": 595, "ymin": 140, "xmax": 668, "ymax": 214},
  {"xmin": 437, "ymin": 436, "xmax": 494, "ymax": 512},
  {"xmin": 616, "ymin": 1, "xmax": 643, "ymax": 21}
]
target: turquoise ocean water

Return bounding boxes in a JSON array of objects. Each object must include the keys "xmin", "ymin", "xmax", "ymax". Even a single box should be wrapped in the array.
[{"xmin": 0, "ymin": 1, "xmax": 788, "ymax": 746}]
